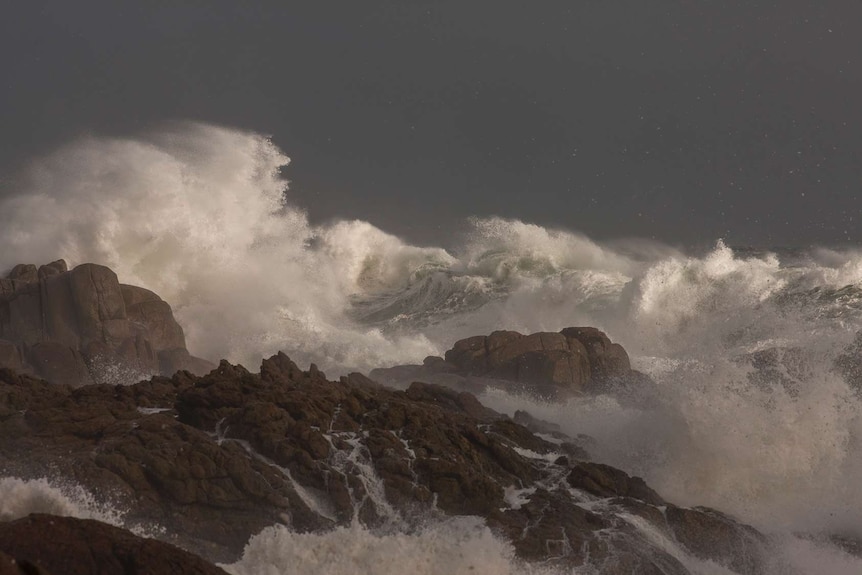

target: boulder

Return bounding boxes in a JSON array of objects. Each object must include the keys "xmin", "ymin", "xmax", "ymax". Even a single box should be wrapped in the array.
[
  {"xmin": 0, "ymin": 260, "xmax": 212, "ymax": 384},
  {"xmin": 0, "ymin": 550, "xmax": 48, "ymax": 575},
  {"xmin": 0, "ymin": 514, "xmax": 227, "ymax": 575},
  {"xmin": 375, "ymin": 327, "xmax": 643, "ymax": 398}
]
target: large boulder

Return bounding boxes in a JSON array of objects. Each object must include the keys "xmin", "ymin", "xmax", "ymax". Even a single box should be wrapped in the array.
[
  {"xmin": 0, "ymin": 260, "xmax": 213, "ymax": 385},
  {"xmin": 373, "ymin": 327, "xmax": 645, "ymax": 399},
  {"xmin": 0, "ymin": 514, "xmax": 227, "ymax": 575}
]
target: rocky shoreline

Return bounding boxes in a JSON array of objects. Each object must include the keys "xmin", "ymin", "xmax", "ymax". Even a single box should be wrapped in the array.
[
  {"xmin": 0, "ymin": 260, "xmax": 823, "ymax": 573},
  {"xmin": 1, "ymin": 354, "xmax": 775, "ymax": 574}
]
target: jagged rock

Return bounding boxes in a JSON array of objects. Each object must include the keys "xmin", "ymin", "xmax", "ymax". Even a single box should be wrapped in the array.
[
  {"xmin": 0, "ymin": 514, "xmax": 227, "ymax": 575},
  {"xmin": 665, "ymin": 506, "xmax": 768, "ymax": 575},
  {"xmin": 0, "ymin": 355, "xmax": 777, "ymax": 572},
  {"xmin": 0, "ymin": 260, "xmax": 213, "ymax": 384},
  {"xmin": 567, "ymin": 461, "xmax": 665, "ymax": 506},
  {"xmin": 372, "ymin": 327, "xmax": 648, "ymax": 399}
]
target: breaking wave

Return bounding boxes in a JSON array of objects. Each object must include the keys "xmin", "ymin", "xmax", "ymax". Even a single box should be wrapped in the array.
[{"xmin": 4, "ymin": 122, "xmax": 862, "ymax": 571}]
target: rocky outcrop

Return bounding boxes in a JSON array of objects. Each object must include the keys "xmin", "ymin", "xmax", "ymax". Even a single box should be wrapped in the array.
[
  {"xmin": 371, "ymin": 327, "xmax": 651, "ymax": 399},
  {"xmin": 0, "ymin": 514, "xmax": 227, "ymax": 575},
  {"xmin": 0, "ymin": 260, "xmax": 213, "ymax": 385},
  {"xmin": 0, "ymin": 356, "xmax": 780, "ymax": 572}
]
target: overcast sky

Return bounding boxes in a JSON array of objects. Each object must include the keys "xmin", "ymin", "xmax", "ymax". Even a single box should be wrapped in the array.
[{"xmin": 3, "ymin": 1, "xmax": 861, "ymax": 247}]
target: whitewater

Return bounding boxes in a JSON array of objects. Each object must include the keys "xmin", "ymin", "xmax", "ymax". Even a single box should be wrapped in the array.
[{"xmin": 2, "ymin": 122, "xmax": 862, "ymax": 572}]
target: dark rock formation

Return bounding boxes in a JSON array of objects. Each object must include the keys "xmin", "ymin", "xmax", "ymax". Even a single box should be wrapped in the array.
[
  {"xmin": 0, "ymin": 355, "xmax": 779, "ymax": 573},
  {"xmin": 0, "ymin": 514, "xmax": 227, "ymax": 575},
  {"xmin": 371, "ymin": 327, "xmax": 651, "ymax": 399},
  {"xmin": 0, "ymin": 260, "xmax": 213, "ymax": 385}
]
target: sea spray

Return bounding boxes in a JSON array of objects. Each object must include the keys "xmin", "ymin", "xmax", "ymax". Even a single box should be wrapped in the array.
[
  {"xmin": 0, "ymin": 476, "xmax": 125, "ymax": 526},
  {"xmin": 5, "ymin": 122, "xmax": 862, "ymax": 570},
  {"xmin": 221, "ymin": 518, "xmax": 559, "ymax": 575}
]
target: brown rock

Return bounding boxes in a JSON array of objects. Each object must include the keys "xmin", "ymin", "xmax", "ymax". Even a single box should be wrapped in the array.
[
  {"xmin": 0, "ymin": 353, "xmax": 774, "ymax": 572},
  {"xmin": 0, "ymin": 341, "xmax": 23, "ymax": 372},
  {"xmin": 567, "ymin": 462, "xmax": 664, "ymax": 506},
  {"xmin": 665, "ymin": 506, "xmax": 768, "ymax": 575},
  {"xmin": 0, "ymin": 550, "xmax": 50, "ymax": 575},
  {"xmin": 6, "ymin": 265, "xmax": 37, "ymax": 284},
  {"xmin": 37, "ymin": 260, "xmax": 67, "ymax": 279},
  {"xmin": 0, "ymin": 514, "xmax": 227, "ymax": 575},
  {"xmin": 560, "ymin": 327, "xmax": 631, "ymax": 381},
  {"xmin": 126, "ymin": 299, "xmax": 186, "ymax": 352},
  {"xmin": 0, "ymin": 261, "xmax": 208, "ymax": 383},
  {"xmin": 27, "ymin": 342, "xmax": 92, "ymax": 387}
]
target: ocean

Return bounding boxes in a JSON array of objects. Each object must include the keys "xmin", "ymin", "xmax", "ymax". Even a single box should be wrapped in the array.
[{"xmin": 2, "ymin": 122, "xmax": 862, "ymax": 573}]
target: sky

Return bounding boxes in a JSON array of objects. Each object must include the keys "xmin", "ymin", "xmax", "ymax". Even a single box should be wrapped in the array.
[{"xmin": 2, "ymin": 1, "xmax": 861, "ymax": 248}]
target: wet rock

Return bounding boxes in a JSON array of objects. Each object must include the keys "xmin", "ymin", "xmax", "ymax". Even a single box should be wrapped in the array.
[
  {"xmin": 0, "ymin": 260, "xmax": 212, "ymax": 384},
  {"xmin": 0, "ymin": 354, "xmax": 777, "ymax": 572},
  {"xmin": 373, "ymin": 327, "xmax": 648, "ymax": 400},
  {"xmin": 665, "ymin": 506, "xmax": 768, "ymax": 575},
  {"xmin": 567, "ymin": 461, "xmax": 665, "ymax": 506},
  {"xmin": 0, "ymin": 514, "xmax": 227, "ymax": 575}
]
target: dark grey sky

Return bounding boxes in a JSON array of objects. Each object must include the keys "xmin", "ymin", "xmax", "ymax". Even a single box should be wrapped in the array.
[{"xmin": 3, "ymin": 1, "xmax": 861, "ymax": 247}]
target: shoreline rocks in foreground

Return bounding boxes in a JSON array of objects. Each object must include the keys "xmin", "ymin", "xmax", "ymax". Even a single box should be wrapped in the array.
[
  {"xmin": 0, "ymin": 258, "xmax": 808, "ymax": 573},
  {"xmin": 0, "ymin": 514, "xmax": 228, "ymax": 575},
  {"xmin": 1, "ymin": 355, "xmax": 777, "ymax": 574},
  {"xmin": 0, "ymin": 260, "xmax": 213, "ymax": 386}
]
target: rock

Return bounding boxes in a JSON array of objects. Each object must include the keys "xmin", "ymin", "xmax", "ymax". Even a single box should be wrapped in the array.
[
  {"xmin": 0, "ymin": 514, "xmax": 227, "ymax": 575},
  {"xmin": 0, "ymin": 341, "xmax": 23, "ymax": 373},
  {"xmin": 27, "ymin": 342, "xmax": 92, "ymax": 387},
  {"xmin": 559, "ymin": 327, "xmax": 631, "ymax": 382},
  {"xmin": 0, "ymin": 550, "xmax": 49, "ymax": 575},
  {"xmin": 665, "ymin": 506, "xmax": 768, "ymax": 575},
  {"xmin": 0, "ymin": 354, "xmax": 777, "ymax": 572},
  {"xmin": 122, "ymin": 286, "xmax": 186, "ymax": 352},
  {"xmin": 6, "ymin": 265, "xmax": 37, "ymax": 284},
  {"xmin": 375, "ymin": 327, "xmax": 645, "ymax": 399},
  {"xmin": 567, "ymin": 461, "xmax": 664, "ymax": 506},
  {"xmin": 0, "ymin": 260, "xmax": 212, "ymax": 384},
  {"xmin": 37, "ymin": 259, "xmax": 68, "ymax": 278}
]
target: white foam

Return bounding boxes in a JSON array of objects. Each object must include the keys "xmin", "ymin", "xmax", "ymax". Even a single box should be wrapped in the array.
[
  {"xmin": 774, "ymin": 535, "xmax": 862, "ymax": 575},
  {"xmin": 0, "ymin": 476, "xmax": 125, "ymax": 525},
  {"xmin": 221, "ymin": 518, "xmax": 561, "ymax": 575}
]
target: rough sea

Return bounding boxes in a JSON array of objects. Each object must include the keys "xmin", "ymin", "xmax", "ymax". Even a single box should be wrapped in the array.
[{"xmin": 2, "ymin": 122, "xmax": 862, "ymax": 573}]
